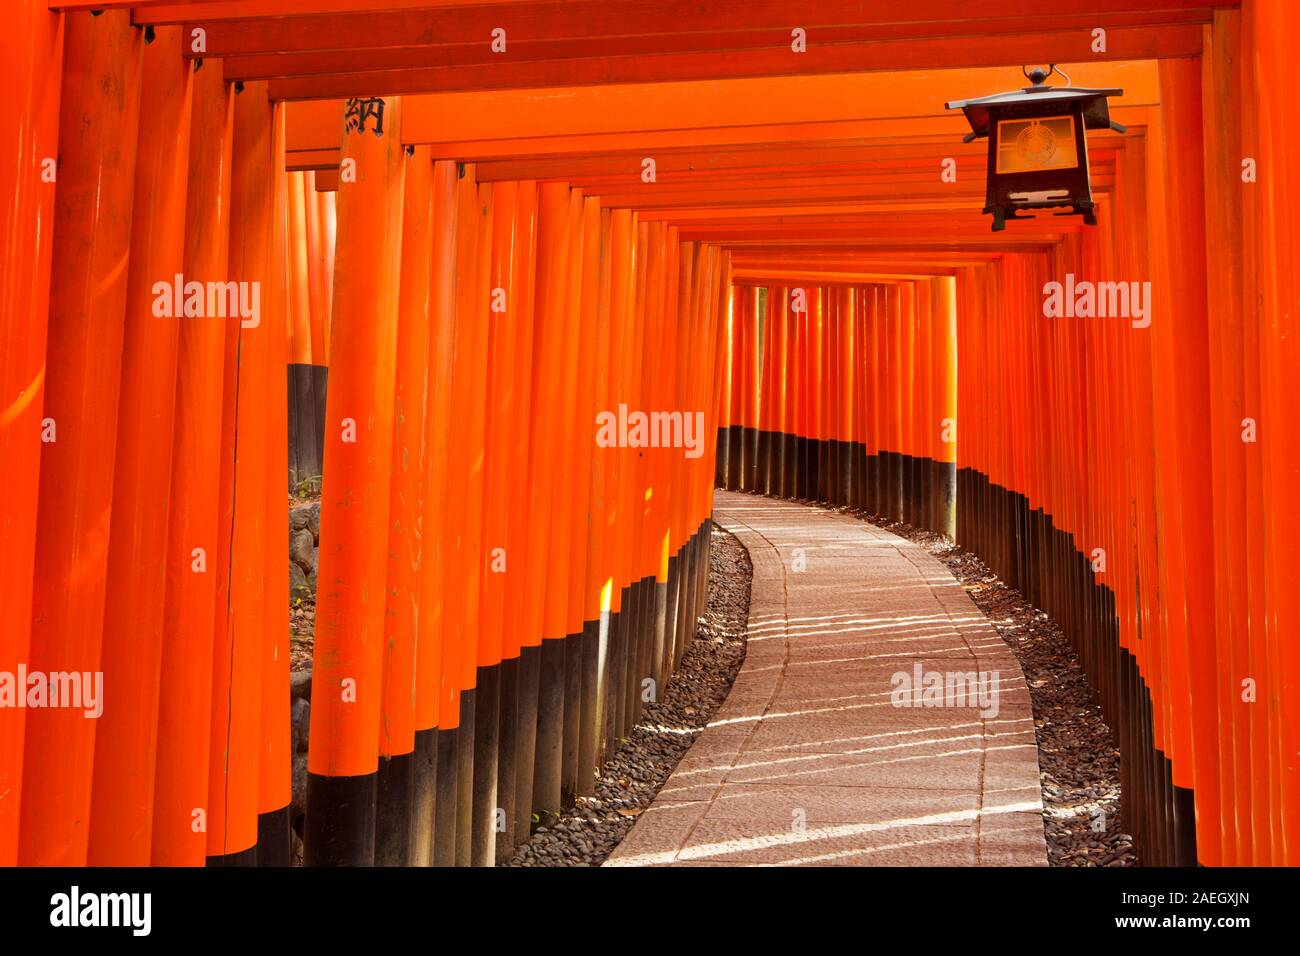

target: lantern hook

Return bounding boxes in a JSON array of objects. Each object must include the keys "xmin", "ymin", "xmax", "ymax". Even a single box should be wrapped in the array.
[
  {"xmin": 1022, "ymin": 64, "xmax": 1054, "ymax": 87},
  {"xmin": 1022, "ymin": 64, "xmax": 1072, "ymax": 89}
]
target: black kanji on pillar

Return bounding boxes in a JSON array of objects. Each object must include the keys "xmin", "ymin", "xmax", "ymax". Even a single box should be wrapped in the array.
[{"xmin": 344, "ymin": 96, "xmax": 386, "ymax": 137}]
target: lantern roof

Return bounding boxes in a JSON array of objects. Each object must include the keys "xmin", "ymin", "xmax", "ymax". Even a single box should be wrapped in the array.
[{"xmin": 946, "ymin": 83, "xmax": 1123, "ymax": 137}]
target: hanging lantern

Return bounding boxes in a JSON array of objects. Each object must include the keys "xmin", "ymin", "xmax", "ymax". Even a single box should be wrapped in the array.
[{"xmin": 946, "ymin": 66, "xmax": 1124, "ymax": 231}]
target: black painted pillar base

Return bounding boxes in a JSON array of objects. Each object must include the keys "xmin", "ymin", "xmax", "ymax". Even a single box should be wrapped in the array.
[
  {"xmin": 375, "ymin": 751, "xmax": 413, "ymax": 866},
  {"xmin": 726, "ymin": 424, "xmax": 743, "ymax": 489},
  {"xmin": 432, "ymin": 725, "xmax": 458, "ymax": 866},
  {"xmin": 621, "ymin": 582, "xmax": 641, "ymax": 733},
  {"xmin": 470, "ymin": 664, "xmax": 500, "ymax": 867},
  {"xmin": 664, "ymin": 554, "xmax": 682, "ymax": 678},
  {"xmin": 652, "ymin": 576, "xmax": 670, "ymax": 696},
  {"xmin": 533, "ymin": 637, "xmax": 565, "ymax": 821},
  {"xmin": 256, "ymin": 805, "xmax": 291, "ymax": 867},
  {"xmin": 607, "ymin": 606, "xmax": 626, "ymax": 754},
  {"xmin": 409, "ymin": 727, "xmax": 438, "ymax": 865},
  {"xmin": 561, "ymin": 628, "xmax": 583, "ymax": 803},
  {"xmin": 756, "ymin": 429, "xmax": 771, "ymax": 494},
  {"xmin": 455, "ymin": 688, "xmax": 475, "ymax": 866},
  {"xmin": 286, "ymin": 362, "xmax": 328, "ymax": 493},
  {"xmin": 672, "ymin": 547, "xmax": 691, "ymax": 671},
  {"xmin": 866, "ymin": 452, "xmax": 880, "ymax": 516},
  {"xmin": 715, "ymin": 427, "xmax": 731, "ymax": 487},
  {"xmin": 576, "ymin": 616, "xmax": 604, "ymax": 797},
  {"xmin": 304, "ymin": 771, "xmax": 377, "ymax": 866},
  {"xmin": 513, "ymin": 644, "xmax": 541, "ymax": 843},
  {"xmin": 742, "ymin": 426, "xmax": 759, "ymax": 491},
  {"xmin": 494, "ymin": 656, "xmax": 518, "ymax": 862},
  {"xmin": 782, "ymin": 433, "xmax": 798, "ymax": 498}
]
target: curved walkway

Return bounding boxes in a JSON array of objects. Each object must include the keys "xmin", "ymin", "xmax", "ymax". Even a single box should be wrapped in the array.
[{"xmin": 606, "ymin": 491, "xmax": 1048, "ymax": 867}]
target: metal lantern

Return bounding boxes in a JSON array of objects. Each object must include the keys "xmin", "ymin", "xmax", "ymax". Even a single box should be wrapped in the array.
[{"xmin": 947, "ymin": 66, "xmax": 1124, "ymax": 231}]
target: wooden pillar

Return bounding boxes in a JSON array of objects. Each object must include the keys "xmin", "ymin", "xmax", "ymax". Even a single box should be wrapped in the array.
[
  {"xmin": 474, "ymin": 178, "xmax": 520, "ymax": 863},
  {"xmin": 580, "ymin": 205, "xmax": 617, "ymax": 793},
  {"xmin": 564, "ymin": 195, "xmax": 604, "ymax": 801},
  {"xmin": 422, "ymin": 159, "xmax": 461, "ymax": 867},
  {"xmin": 257, "ymin": 99, "xmax": 292, "ymax": 866},
  {"xmin": 529, "ymin": 182, "xmax": 575, "ymax": 825},
  {"xmin": 934, "ymin": 277, "xmax": 958, "ymax": 538},
  {"xmin": 19, "ymin": 10, "xmax": 143, "ymax": 867},
  {"xmin": 206, "ymin": 79, "xmax": 275, "ymax": 866},
  {"xmin": 445, "ymin": 172, "xmax": 492, "ymax": 866},
  {"xmin": 304, "ymin": 95, "xmax": 405, "ymax": 867},
  {"xmin": 373, "ymin": 145, "xmax": 433, "ymax": 867},
  {"xmin": 151, "ymin": 59, "xmax": 234, "ymax": 867},
  {"xmin": 1250, "ymin": 0, "xmax": 1300, "ymax": 866},
  {"xmin": 0, "ymin": 0, "xmax": 63, "ymax": 866}
]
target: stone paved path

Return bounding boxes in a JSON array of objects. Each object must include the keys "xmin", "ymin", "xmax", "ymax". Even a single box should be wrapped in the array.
[{"xmin": 605, "ymin": 491, "xmax": 1048, "ymax": 866}]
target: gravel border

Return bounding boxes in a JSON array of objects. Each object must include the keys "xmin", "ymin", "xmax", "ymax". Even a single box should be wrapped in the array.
[
  {"xmin": 835, "ymin": 504, "xmax": 1136, "ymax": 867},
  {"xmin": 507, "ymin": 523, "xmax": 753, "ymax": 866}
]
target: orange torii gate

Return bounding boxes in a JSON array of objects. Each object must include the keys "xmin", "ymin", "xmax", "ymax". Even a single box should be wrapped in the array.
[{"xmin": 1, "ymin": 0, "xmax": 1296, "ymax": 874}]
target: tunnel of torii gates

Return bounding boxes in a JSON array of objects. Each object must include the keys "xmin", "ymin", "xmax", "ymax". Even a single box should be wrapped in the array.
[{"xmin": 0, "ymin": 0, "xmax": 1297, "ymax": 870}]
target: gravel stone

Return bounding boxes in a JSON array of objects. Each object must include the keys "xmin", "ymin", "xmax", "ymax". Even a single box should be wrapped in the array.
[
  {"xmin": 291, "ymin": 697, "xmax": 311, "ymax": 754},
  {"xmin": 289, "ymin": 561, "xmax": 310, "ymax": 599},
  {"xmin": 290, "ymin": 504, "xmax": 314, "ymax": 532},
  {"xmin": 290, "ymin": 527, "xmax": 316, "ymax": 574}
]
